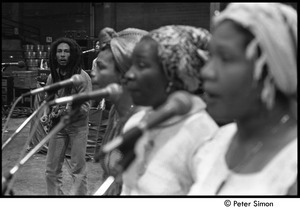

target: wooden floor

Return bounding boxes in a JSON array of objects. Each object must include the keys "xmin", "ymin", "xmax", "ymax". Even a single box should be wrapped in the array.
[{"xmin": 2, "ymin": 117, "xmax": 105, "ymax": 196}]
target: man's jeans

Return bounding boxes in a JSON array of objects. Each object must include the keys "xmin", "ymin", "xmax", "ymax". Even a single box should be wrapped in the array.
[{"xmin": 45, "ymin": 124, "xmax": 88, "ymax": 195}]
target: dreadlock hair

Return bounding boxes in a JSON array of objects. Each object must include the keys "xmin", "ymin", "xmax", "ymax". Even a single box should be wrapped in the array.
[{"xmin": 48, "ymin": 37, "xmax": 83, "ymax": 96}]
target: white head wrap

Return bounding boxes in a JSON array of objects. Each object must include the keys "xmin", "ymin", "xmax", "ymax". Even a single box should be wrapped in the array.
[
  {"xmin": 99, "ymin": 27, "xmax": 148, "ymax": 75},
  {"xmin": 214, "ymin": 3, "xmax": 297, "ymax": 109}
]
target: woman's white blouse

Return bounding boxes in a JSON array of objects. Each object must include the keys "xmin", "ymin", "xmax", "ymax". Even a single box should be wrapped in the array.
[
  {"xmin": 121, "ymin": 95, "xmax": 219, "ymax": 195},
  {"xmin": 188, "ymin": 123, "xmax": 297, "ymax": 195}
]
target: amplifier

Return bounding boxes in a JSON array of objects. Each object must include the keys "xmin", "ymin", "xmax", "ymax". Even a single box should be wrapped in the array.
[
  {"xmin": 13, "ymin": 87, "xmax": 35, "ymax": 108},
  {"xmin": 2, "ymin": 76, "xmax": 14, "ymax": 105}
]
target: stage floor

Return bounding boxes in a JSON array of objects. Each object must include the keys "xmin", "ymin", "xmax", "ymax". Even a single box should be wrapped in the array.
[{"xmin": 2, "ymin": 117, "xmax": 105, "ymax": 196}]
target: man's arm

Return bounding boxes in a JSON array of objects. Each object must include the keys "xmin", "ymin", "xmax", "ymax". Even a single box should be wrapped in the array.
[{"xmin": 74, "ymin": 70, "xmax": 92, "ymax": 114}]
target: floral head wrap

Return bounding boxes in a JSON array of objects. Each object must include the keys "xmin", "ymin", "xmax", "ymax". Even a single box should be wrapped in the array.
[
  {"xmin": 99, "ymin": 27, "xmax": 148, "ymax": 75},
  {"xmin": 214, "ymin": 3, "xmax": 297, "ymax": 109},
  {"xmin": 148, "ymin": 25, "xmax": 211, "ymax": 92}
]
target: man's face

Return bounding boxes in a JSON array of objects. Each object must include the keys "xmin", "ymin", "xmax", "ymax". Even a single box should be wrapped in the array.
[{"xmin": 56, "ymin": 43, "xmax": 70, "ymax": 66}]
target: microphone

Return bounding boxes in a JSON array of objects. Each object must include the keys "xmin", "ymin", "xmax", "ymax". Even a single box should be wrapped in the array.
[
  {"xmin": 22, "ymin": 74, "xmax": 83, "ymax": 97},
  {"xmin": 1, "ymin": 61, "xmax": 25, "ymax": 68},
  {"xmin": 82, "ymin": 48, "xmax": 95, "ymax": 54},
  {"xmin": 102, "ymin": 91, "xmax": 193, "ymax": 153},
  {"xmin": 48, "ymin": 83, "xmax": 123, "ymax": 106}
]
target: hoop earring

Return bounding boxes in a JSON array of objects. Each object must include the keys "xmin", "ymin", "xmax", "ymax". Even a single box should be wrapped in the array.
[
  {"xmin": 165, "ymin": 82, "xmax": 173, "ymax": 94},
  {"xmin": 260, "ymin": 75, "xmax": 275, "ymax": 110}
]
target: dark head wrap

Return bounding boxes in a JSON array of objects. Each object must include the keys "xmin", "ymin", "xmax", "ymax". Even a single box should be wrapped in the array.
[{"xmin": 148, "ymin": 25, "xmax": 211, "ymax": 92}]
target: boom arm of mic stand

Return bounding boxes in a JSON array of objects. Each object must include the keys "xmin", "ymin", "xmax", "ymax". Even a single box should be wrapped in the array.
[
  {"xmin": 93, "ymin": 150, "xmax": 136, "ymax": 196},
  {"xmin": 93, "ymin": 175, "xmax": 116, "ymax": 196},
  {"xmin": 2, "ymin": 101, "xmax": 47, "ymax": 150},
  {"xmin": 2, "ymin": 93, "xmax": 55, "ymax": 150},
  {"xmin": 2, "ymin": 113, "xmax": 72, "ymax": 195}
]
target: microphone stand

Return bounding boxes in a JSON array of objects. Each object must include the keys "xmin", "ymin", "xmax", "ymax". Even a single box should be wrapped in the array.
[
  {"xmin": 93, "ymin": 150, "xmax": 136, "ymax": 196},
  {"xmin": 2, "ymin": 101, "xmax": 47, "ymax": 150},
  {"xmin": 2, "ymin": 104, "xmax": 80, "ymax": 195},
  {"xmin": 2, "ymin": 93, "xmax": 54, "ymax": 150},
  {"xmin": 93, "ymin": 99, "xmax": 106, "ymax": 162}
]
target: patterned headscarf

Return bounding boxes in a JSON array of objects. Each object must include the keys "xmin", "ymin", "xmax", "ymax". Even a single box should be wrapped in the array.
[
  {"xmin": 99, "ymin": 27, "xmax": 148, "ymax": 75},
  {"xmin": 148, "ymin": 25, "xmax": 211, "ymax": 92},
  {"xmin": 214, "ymin": 3, "xmax": 297, "ymax": 109}
]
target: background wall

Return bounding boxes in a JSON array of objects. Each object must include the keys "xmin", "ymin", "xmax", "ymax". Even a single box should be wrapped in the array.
[
  {"xmin": 2, "ymin": 2, "xmax": 298, "ymax": 69},
  {"xmin": 94, "ymin": 3, "xmax": 213, "ymax": 39},
  {"xmin": 3, "ymin": 2, "xmax": 298, "ymax": 43},
  {"xmin": 3, "ymin": 3, "xmax": 91, "ymax": 44},
  {"xmin": 2, "ymin": 2, "xmax": 216, "ymax": 69},
  {"xmin": 3, "ymin": 3, "xmax": 215, "ymax": 43}
]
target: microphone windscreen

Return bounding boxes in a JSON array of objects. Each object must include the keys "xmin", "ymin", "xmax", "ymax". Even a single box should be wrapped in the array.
[
  {"xmin": 70, "ymin": 74, "xmax": 84, "ymax": 86},
  {"xmin": 106, "ymin": 83, "xmax": 123, "ymax": 101}
]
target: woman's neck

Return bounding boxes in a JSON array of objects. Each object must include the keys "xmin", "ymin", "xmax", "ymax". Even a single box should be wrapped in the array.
[
  {"xmin": 152, "ymin": 94, "xmax": 169, "ymax": 110},
  {"xmin": 235, "ymin": 103, "xmax": 296, "ymax": 143},
  {"xmin": 112, "ymin": 89, "xmax": 134, "ymax": 118},
  {"xmin": 226, "ymin": 103, "xmax": 297, "ymax": 174}
]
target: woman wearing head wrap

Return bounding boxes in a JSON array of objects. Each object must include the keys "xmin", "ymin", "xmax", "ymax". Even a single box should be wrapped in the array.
[
  {"xmin": 121, "ymin": 25, "xmax": 218, "ymax": 195},
  {"xmin": 188, "ymin": 3, "xmax": 297, "ymax": 195},
  {"xmin": 91, "ymin": 27, "xmax": 147, "ymax": 195},
  {"xmin": 91, "ymin": 40, "xmax": 100, "ymax": 75}
]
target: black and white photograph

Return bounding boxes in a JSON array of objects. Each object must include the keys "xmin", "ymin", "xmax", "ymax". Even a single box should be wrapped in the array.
[{"xmin": 1, "ymin": 2, "xmax": 298, "ymax": 210}]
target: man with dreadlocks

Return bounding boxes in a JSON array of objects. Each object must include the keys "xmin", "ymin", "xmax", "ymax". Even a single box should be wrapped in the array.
[{"xmin": 41, "ymin": 37, "xmax": 92, "ymax": 195}]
